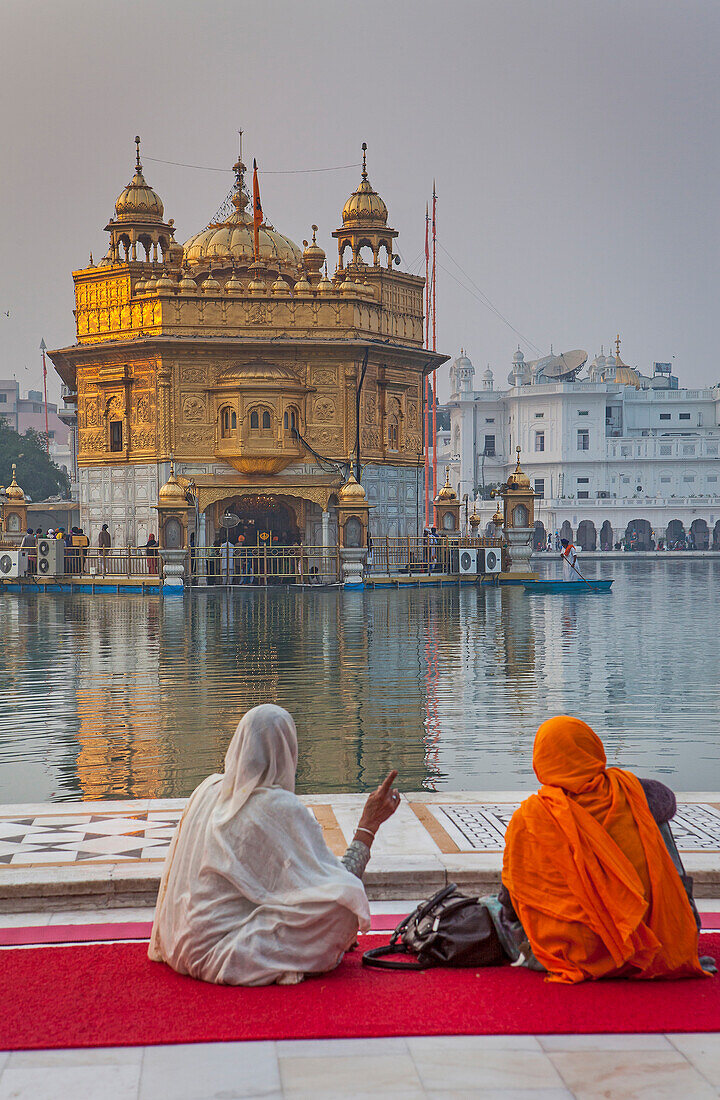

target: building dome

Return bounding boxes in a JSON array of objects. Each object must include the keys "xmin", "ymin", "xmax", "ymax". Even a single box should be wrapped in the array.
[
  {"xmin": 271, "ymin": 273, "xmax": 291, "ymax": 295},
  {"xmin": 293, "ymin": 271, "xmax": 311, "ymax": 294},
  {"xmin": 338, "ymin": 473, "xmax": 367, "ymax": 502},
  {"xmin": 482, "ymin": 366, "xmax": 493, "ymax": 381},
  {"xmin": 202, "ymin": 272, "xmax": 222, "ymax": 294},
  {"xmin": 341, "ymin": 144, "xmax": 388, "ymax": 227},
  {"xmin": 506, "ymin": 447, "xmax": 531, "ymax": 490},
  {"xmin": 183, "ymin": 158, "xmax": 303, "ymax": 276},
  {"xmin": 4, "ymin": 464, "xmax": 24, "ymax": 501},
  {"xmin": 155, "ymin": 270, "xmax": 175, "ymax": 294},
  {"xmin": 436, "ymin": 469, "xmax": 457, "ymax": 501},
  {"xmin": 158, "ymin": 465, "xmax": 187, "ymax": 503},
  {"xmin": 512, "ymin": 348, "xmax": 525, "ymax": 365},
  {"xmin": 302, "ymin": 226, "xmax": 325, "ymax": 282},
  {"xmin": 223, "ymin": 270, "xmax": 243, "ymax": 294},
  {"xmin": 114, "ymin": 138, "xmax": 165, "ymax": 223},
  {"xmin": 178, "ymin": 270, "xmax": 198, "ymax": 294},
  {"xmin": 317, "ymin": 268, "xmax": 333, "ymax": 294}
]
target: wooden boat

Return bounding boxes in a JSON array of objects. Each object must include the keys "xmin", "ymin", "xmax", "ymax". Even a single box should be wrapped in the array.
[{"xmin": 523, "ymin": 579, "xmax": 613, "ymax": 593}]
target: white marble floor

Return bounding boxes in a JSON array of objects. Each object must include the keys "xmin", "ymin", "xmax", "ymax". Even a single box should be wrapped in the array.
[
  {"xmin": 2, "ymin": 1034, "xmax": 720, "ymax": 1099},
  {"xmin": 2, "ymin": 900, "xmax": 720, "ymax": 1098}
]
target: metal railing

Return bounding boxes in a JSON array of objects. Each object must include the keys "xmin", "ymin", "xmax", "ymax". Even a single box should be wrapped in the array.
[
  {"xmin": 368, "ymin": 535, "xmax": 503, "ymax": 575},
  {"xmin": 21, "ymin": 547, "xmax": 158, "ymax": 579},
  {"xmin": 191, "ymin": 545, "xmax": 341, "ymax": 586}
]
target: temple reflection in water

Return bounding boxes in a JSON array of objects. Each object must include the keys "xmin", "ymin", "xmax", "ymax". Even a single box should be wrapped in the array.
[{"xmin": 1, "ymin": 562, "xmax": 720, "ymax": 801}]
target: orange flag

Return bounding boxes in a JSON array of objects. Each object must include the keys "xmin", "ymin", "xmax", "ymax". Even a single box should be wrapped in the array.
[{"xmin": 252, "ymin": 159, "xmax": 263, "ymax": 261}]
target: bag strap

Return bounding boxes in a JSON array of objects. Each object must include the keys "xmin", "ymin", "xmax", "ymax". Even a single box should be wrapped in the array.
[{"xmin": 361, "ymin": 943, "xmax": 430, "ymax": 971}]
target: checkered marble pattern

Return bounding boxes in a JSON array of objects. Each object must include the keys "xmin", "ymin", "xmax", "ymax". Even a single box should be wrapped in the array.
[
  {"xmin": 2, "ymin": 800, "xmax": 720, "ymax": 866},
  {"xmin": 432, "ymin": 802, "xmax": 720, "ymax": 853},
  {"xmin": 0, "ymin": 810, "xmax": 182, "ymax": 865}
]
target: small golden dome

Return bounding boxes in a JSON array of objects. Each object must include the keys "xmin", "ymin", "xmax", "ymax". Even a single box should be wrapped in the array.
[
  {"xmin": 493, "ymin": 505, "xmax": 504, "ymax": 527},
  {"xmin": 4, "ymin": 464, "xmax": 24, "ymax": 501},
  {"xmin": 294, "ymin": 271, "xmax": 311, "ymax": 294},
  {"xmin": 178, "ymin": 270, "xmax": 198, "ymax": 294},
  {"xmin": 469, "ymin": 507, "xmax": 481, "ymax": 529},
  {"xmin": 155, "ymin": 270, "xmax": 175, "ymax": 294},
  {"xmin": 505, "ymin": 446, "xmax": 531, "ymax": 490},
  {"xmin": 303, "ymin": 224, "xmax": 325, "ymax": 272},
  {"xmin": 159, "ymin": 464, "xmax": 188, "ymax": 503},
  {"xmin": 271, "ymin": 273, "xmax": 291, "ymax": 295},
  {"xmin": 223, "ymin": 271, "xmax": 243, "ymax": 293},
  {"xmin": 340, "ymin": 274, "xmax": 358, "ymax": 295},
  {"xmin": 144, "ymin": 274, "xmax": 158, "ymax": 292},
  {"xmin": 134, "ymin": 276, "xmax": 147, "ymax": 294},
  {"xmin": 114, "ymin": 138, "xmax": 164, "ymax": 223},
  {"xmin": 202, "ymin": 273, "xmax": 221, "ymax": 294},
  {"xmin": 317, "ymin": 267, "xmax": 333, "ymax": 294},
  {"xmin": 247, "ymin": 269, "xmax": 267, "ymax": 294},
  {"xmin": 338, "ymin": 473, "xmax": 367, "ymax": 501},
  {"xmin": 436, "ymin": 469, "xmax": 457, "ymax": 501},
  {"xmin": 342, "ymin": 145, "xmax": 388, "ymax": 227}
]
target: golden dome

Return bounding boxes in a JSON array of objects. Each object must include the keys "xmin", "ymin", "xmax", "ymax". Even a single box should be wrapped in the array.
[
  {"xmin": 155, "ymin": 270, "xmax": 175, "ymax": 294},
  {"xmin": 114, "ymin": 138, "xmax": 165, "ymax": 223},
  {"xmin": 317, "ymin": 268, "xmax": 333, "ymax": 294},
  {"xmin": 302, "ymin": 225, "xmax": 325, "ymax": 282},
  {"xmin": 223, "ymin": 271, "xmax": 243, "ymax": 293},
  {"xmin": 506, "ymin": 447, "xmax": 531, "ymax": 490},
  {"xmin": 134, "ymin": 276, "xmax": 147, "ymax": 294},
  {"xmin": 492, "ymin": 505, "xmax": 504, "ymax": 527},
  {"xmin": 271, "ymin": 273, "xmax": 291, "ymax": 295},
  {"xmin": 436, "ymin": 469, "xmax": 457, "ymax": 501},
  {"xmin": 159, "ymin": 464, "xmax": 188, "ymax": 503},
  {"xmin": 178, "ymin": 270, "xmax": 198, "ymax": 294},
  {"xmin": 614, "ymin": 365, "xmax": 642, "ymax": 389},
  {"xmin": 341, "ymin": 144, "xmax": 388, "ymax": 227},
  {"xmin": 4, "ymin": 464, "xmax": 24, "ymax": 501},
  {"xmin": 183, "ymin": 157, "xmax": 303, "ymax": 276},
  {"xmin": 294, "ymin": 271, "xmax": 311, "ymax": 294},
  {"xmin": 469, "ymin": 508, "xmax": 481, "ymax": 529},
  {"xmin": 202, "ymin": 272, "xmax": 221, "ymax": 294},
  {"xmin": 338, "ymin": 473, "xmax": 367, "ymax": 501}
]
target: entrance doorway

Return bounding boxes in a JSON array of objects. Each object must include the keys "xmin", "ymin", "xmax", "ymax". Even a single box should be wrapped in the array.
[{"xmin": 217, "ymin": 496, "xmax": 301, "ymax": 548}]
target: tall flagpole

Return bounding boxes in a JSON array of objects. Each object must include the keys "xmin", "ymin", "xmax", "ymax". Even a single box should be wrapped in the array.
[
  {"xmin": 424, "ymin": 203, "xmax": 430, "ymax": 527},
  {"xmin": 431, "ymin": 181, "xmax": 437, "ymax": 524},
  {"xmin": 40, "ymin": 338, "xmax": 49, "ymax": 453}
]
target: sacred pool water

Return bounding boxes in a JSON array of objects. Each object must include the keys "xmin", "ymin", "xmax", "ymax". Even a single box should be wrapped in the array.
[{"xmin": 0, "ymin": 558, "xmax": 718, "ymax": 803}]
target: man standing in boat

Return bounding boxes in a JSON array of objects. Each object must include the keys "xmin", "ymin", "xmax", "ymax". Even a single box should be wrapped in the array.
[{"xmin": 560, "ymin": 537, "xmax": 580, "ymax": 582}]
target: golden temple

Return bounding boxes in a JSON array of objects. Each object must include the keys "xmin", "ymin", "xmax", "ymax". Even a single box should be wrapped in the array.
[{"xmin": 50, "ymin": 138, "xmax": 448, "ymax": 549}]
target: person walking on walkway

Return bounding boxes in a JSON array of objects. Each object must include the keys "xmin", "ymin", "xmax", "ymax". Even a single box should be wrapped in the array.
[
  {"xmin": 145, "ymin": 534, "xmax": 159, "ymax": 575},
  {"xmin": 98, "ymin": 524, "xmax": 111, "ymax": 575}
]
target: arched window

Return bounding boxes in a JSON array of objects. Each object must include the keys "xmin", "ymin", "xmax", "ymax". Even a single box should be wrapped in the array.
[
  {"xmin": 283, "ymin": 411, "xmax": 288, "ymax": 430},
  {"xmin": 284, "ymin": 408, "xmax": 299, "ymax": 435},
  {"xmin": 250, "ymin": 410, "xmax": 259, "ymax": 430},
  {"xmin": 388, "ymin": 416, "xmax": 399, "ymax": 451},
  {"xmin": 221, "ymin": 408, "xmax": 236, "ymax": 438},
  {"xmin": 262, "ymin": 410, "xmax": 271, "ymax": 430}
]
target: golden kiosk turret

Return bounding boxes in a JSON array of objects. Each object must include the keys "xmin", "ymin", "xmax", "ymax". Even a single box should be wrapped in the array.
[
  {"xmin": 499, "ymin": 447, "xmax": 537, "ymax": 578},
  {"xmin": 1, "ymin": 466, "xmax": 28, "ymax": 540},
  {"xmin": 434, "ymin": 469, "xmax": 461, "ymax": 533}
]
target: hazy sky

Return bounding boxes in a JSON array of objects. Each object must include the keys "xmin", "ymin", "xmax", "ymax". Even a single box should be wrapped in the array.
[{"xmin": 1, "ymin": 0, "xmax": 718, "ymax": 403}]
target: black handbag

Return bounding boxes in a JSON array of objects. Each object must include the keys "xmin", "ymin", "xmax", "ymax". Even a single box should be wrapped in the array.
[{"xmin": 362, "ymin": 883, "xmax": 507, "ymax": 970}]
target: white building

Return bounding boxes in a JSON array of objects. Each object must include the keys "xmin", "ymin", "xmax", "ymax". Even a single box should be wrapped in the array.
[{"xmin": 442, "ymin": 348, "xmax": 720, "ymax": 550}]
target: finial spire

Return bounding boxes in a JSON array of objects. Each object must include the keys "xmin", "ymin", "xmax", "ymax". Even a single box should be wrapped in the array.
[
  {"xmin": 311, "ymin": 224, "xmax": 318, "ymax": 244},
  {"xmin": 616, "ymin": 333, "xmax": 621, "ymax": 360},
  {"xmin": 361, "ymin": 142, "xmax": 367, "ymax": 179},
  {"xmin": 515, "ymin": 445, "xmax": 522, "ymax": 472},
  {"xmin": 135, "ymin": 135, "xmax": 141, "ymax": 170}
]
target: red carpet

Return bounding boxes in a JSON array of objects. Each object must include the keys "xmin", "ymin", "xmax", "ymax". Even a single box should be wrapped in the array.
[{"xmin": 1, "ymin": 934, "xmax": 719, "ymax": 1050}]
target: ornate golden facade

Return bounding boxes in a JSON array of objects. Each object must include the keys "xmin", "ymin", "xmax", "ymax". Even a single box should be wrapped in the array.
[{"xmin": 50, "ymin": 139, "xmax": 447, "ymax": 546}]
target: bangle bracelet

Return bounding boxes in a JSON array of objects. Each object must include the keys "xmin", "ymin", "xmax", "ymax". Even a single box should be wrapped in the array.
[{"xmin": 356, "ymin": 826, "xmax": 375, "ymax": 839}]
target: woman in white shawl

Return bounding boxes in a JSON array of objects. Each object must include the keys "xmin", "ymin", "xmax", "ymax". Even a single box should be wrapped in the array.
[{"xmin": 149, "ymin": 703, "xmax": 400, "ymax": 986}]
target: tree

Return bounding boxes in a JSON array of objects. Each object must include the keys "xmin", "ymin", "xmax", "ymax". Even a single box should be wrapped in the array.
[{"xmin": 0, "ymin": 422, "xmax": 70, "ymax": 502}]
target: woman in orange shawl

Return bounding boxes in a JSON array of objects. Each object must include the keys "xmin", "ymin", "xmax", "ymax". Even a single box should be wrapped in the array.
[{"xmin": 501, "ymin": 716, "xmax": 711, "ymax": 984}]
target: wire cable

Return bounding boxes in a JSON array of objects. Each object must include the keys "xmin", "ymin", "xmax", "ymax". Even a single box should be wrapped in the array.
[
  {"xmin": 144, "ymin": 156, "xmax": 362, "ymax": 176},
  {"xmin": 437, "ymin": 241, "xmax": 543, "ymax": 357}
]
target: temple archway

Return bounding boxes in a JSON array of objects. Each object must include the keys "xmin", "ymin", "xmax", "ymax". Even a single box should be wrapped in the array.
[
  {"xmin": 714, "ymin": 520, "xmax": 720, "ymax": 550},
  {"xmin": 560, "ymin": 520, "xmax": 573, "ymax": 542},
  {"xmin": 214, "ymin": 495, "xmax": 302, "ymax": 547},
  {"xmin": 624, "ymin": 519, "xmax": 651, "ymax": 550},
  {"xmin": 666, "ymin": 519, "xmax": 686, "ymax": 548},
  {"xmin": 533, "ymin": 520, "xmax": 546, "ymax": 550},
  {"xmin": 576, "ymin": 520, "xmax": 596, "ymax": 551},
  {"xmin": 600, "ymin": 520, "xmax": 613, "ymax": 551},
  {"xmin": 690, "ymin": 518, "xmax": 709, "ymax": 549}
]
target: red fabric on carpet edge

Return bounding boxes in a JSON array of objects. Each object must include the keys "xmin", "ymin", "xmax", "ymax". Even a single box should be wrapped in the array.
[{"xmin": 1, "ymin": 933, "xmax": 719, "ymax": 1051}]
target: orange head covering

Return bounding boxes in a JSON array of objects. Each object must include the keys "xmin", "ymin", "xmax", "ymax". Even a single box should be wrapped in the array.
[{"xmin": 503, "ymin": 716, "xmax": 707, "ymax": 983}]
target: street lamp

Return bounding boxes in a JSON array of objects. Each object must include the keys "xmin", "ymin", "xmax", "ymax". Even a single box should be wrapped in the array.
[{"xmin": 39, "ymin": 339, "xmax": 49, "ymax": 453}]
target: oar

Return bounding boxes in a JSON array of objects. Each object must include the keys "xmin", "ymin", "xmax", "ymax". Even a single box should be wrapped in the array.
[{"xmin": 565, "ymin": 555, "xmax": 593, "ymax": 588}]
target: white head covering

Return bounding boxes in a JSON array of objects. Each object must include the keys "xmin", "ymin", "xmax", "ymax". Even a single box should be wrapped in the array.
[{"xmin": 149, "ymin": 704, "xmax": 370, "ymax": 986}]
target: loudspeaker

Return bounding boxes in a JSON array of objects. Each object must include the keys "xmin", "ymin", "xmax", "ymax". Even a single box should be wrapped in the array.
[
  {"xmin": 37, "ymin": 539, "xmax": 65, "ymax": 576},
  {"xmin": 0, "ymin": 550, "xmax": 28, "ymax": 579},
  {"xmin": 479, "ymin": 547, "xmax": 502, "ymax": 574}
]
